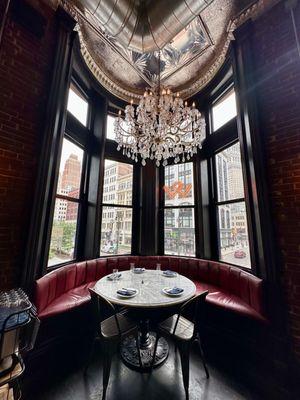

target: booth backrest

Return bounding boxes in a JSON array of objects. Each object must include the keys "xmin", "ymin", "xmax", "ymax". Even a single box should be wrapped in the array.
[{"xmin": 34, "ymin": 256, "xmax": 264, "ymax": 316}]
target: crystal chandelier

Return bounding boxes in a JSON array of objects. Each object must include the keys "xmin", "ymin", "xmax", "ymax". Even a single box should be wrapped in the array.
[{"xmin": 114, "ymin": 54, "xmax": 205, "ymax": 167}]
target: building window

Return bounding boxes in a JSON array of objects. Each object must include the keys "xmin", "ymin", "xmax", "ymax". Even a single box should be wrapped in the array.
[
  {"xmin": 100, "ymin": 160, "xmax": 133, "ymax": 256},
  {"xmin": 212, "ymin": 89, "xmax": 237, "ymax": 131},
  {"xmin": 67, "ymin": 83, "xmax": 89, "ymax": 126},
  {"xmin": 163, "ymin": 162, "xmax": 195, "ymax": 257},
  {"xmin": 47, "ymin": 137, "xmax": 84, "ymax": 267},
  {"xmin": 214, "ymin": 142, "xmax": 251, "ymax": 268}
]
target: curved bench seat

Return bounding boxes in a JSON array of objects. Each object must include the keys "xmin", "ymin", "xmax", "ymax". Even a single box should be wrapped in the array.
[{"xmin": 34, "ymin": 256, "xmax": 267, "ymax": 323}]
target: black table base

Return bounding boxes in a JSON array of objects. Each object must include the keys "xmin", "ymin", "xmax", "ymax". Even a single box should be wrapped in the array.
[{"xmin": 120, "ymin": 332, "xmax": 169, "ymax": 370}]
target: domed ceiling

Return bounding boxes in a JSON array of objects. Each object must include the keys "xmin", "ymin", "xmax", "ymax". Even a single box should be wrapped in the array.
[{"xmin": 61, "ymin": 0, "xmax": 279, "ymax": 101}]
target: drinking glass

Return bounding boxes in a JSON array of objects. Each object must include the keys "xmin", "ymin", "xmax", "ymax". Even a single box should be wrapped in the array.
[
  {"xmin": 156, "ymin": 263, "xmax": 161, "ymax": 272},
  {"xmin": 112, "ymin": 268, "xmax": 118, "ymax": 282},
  {"xmin": 130, "ymin": 263, "xmax": 135, "ymax": 273}
]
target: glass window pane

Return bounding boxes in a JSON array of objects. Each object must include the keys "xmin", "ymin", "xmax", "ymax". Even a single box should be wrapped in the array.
[
  {"xmin": 67, "ymin": 84, "xmax": 88, "ymax": 126},
  {"xmin": 164, "ymin": 208, "xmax": 195, "ymax": 257},
  {"xmin": 102, "ymin": 160, "xmax": 133, "ymax": 205},
  {"xmin": 217, "ymin": 202, "xmax": 251, "ymax": 268},
  {"xmin": 57, "ymin": 138, "xmax": 83, "ymax": 198},
  {"xmin": 106, "ymin": 115, "xmax": 116, "ymax": 141},
  {"xmin": 215, "ymin": 142, "xmax": 245, "ymax": 201},
  {"xmin": 100, "ymin": 206, "xmax": 132, "ymax": 256},
  {"xmin": 212, "ymin": 90, "xmax": 237, "ymax": 131},
  {"xmin": 48, "ymin": 200, "xmax": 79, "ymax": 267},
  {"xmin": 164, "ymin": 162, "xmax": 194, "ymax": 206}
]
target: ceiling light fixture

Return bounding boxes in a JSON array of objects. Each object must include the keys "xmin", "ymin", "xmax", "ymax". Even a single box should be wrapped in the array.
[{"xmin": 114, "ymin": 52, "xmax": 205, "ymax": 167}]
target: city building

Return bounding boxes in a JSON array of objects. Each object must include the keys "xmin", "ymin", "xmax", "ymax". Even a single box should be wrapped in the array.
[{"xmin": 100, "ymin": 161, "xmax": 133, "ymax": 255}]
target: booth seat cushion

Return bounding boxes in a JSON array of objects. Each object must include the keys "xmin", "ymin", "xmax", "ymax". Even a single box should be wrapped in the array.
[
  {"xmin": 205, "ymin": 291, "xmax": 266, "ymax": 322},
  {"xmin": 34, "ymin": 256, "xmax": 266, "ymax": 322},
  {"xmin": 38, "ymin": 281, "xmax": 96, "ymax": 319}
]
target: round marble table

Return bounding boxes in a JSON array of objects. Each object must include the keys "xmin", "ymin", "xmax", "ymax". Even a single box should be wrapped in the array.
[{"xmin": 94, "ymin": 270, "xmax": 196, "ymax": 370}]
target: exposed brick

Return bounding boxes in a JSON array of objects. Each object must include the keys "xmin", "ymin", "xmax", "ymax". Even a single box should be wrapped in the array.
[
  {"xmin": 253, "ymin": 1, "xmax": 300, "ymax": 359},
  {"xmin": 0, "ymin": 3, "xmax": 57, "ymax": 289}
]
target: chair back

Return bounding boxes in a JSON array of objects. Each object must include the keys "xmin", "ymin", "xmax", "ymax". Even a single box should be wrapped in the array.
[
  {"xmin": 89, "ymin": 288, "xmax": 121, "ymax": 336},
  {"xmin": 173, "ymin": 291, "xmax": 208, "ymax": 336}
]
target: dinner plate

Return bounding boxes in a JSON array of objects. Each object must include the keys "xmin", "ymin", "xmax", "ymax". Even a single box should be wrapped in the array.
[
  {"xmin": 162, "ymin": 287, "xmax": 184, "ymax": 297},
  {"xmin": 116, "ymin": 288, "xmax": 138, "ymax": 298},
  {"xmin": 162, "ymin": 270, "xmax": 177, "ymax": 277},
  {"xmin": 133, "ymin": 268, "xmax": 145, "ymax": 274}
]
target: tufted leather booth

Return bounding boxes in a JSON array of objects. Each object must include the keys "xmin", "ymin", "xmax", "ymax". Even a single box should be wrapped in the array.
[{"xmin": 34, "ymin": 256, "xmax": 266, "ymax": 322}]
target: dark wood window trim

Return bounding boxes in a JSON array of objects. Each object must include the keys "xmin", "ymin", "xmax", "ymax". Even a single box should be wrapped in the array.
[{"xmin": 22, "ymin": 8, "xmax": 77, "ymax": 287}]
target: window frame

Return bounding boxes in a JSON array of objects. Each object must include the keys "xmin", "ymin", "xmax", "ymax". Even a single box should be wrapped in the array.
[
  {"xmin": 45, "ymin": 78, "xmax": 90, "ymax": 272},
  {"xmin": 99, "ymin": 158, "xmax": 135, "ymax": 257},
  {"xmin": 205, "ymin": 83, "xmax": 255, "ymax": 273},
  {"xmin": 159, "ymin": 160, "xmax": 198, "ymax": 258},
  {"xmin": 211, "ymin": 140, "xmax": 252, "ymax": 270},
  {"xmin": 47, "ymin": 134, "xmax": 87, "ymax": 270}
]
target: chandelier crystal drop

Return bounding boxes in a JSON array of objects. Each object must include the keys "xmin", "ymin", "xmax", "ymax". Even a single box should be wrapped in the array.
[{"xmin": 114, "ymin": 55, "xmax": 205, "ymax": 167}]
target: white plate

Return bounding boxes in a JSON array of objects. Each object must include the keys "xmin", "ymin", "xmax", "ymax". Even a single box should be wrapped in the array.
[
  {"xmin": 162, "ymin": 287, "xmax": 184, "ymax": 297},
  {"xmin": 162, "ymin": 270, "xmax": 177, "ymax": 277},
  {"xmin": 116, "ymin": 288, "xmax": 138, "ymax": 298},
  {"xmin": 133, "ymin": 268, "xmax": 145, "ymax": 274}
]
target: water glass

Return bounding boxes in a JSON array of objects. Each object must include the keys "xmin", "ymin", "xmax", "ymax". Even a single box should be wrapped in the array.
[
  {"xmin": 130, "ymin": 263, "xmax": 135, "ymax": 273},
  {"xmin": 156, "ymin": 263, "xmax": 161, "ymax": 272},
  {"xmin": 112, "ymin": 268, "xmax": 118, "ymax": 282}
]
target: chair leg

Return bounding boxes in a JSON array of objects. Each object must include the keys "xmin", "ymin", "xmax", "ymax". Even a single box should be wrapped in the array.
[
  {"xmin": 151, "ymin": 332, "xmax": 160, "ymax": 369},
  {"xmin": 196, "ymin": 333, "xmax": 209, "ymax": 379},
  {"xmin": 178, "ymin": 342, "xmax": 190, "ymax": 400},
  {"xmin": 135, "ymin": 333, "xmax": 143, "ymax": 368},
  {"xmin": 102, "ymin": 349, "xmax": 112, "ymax": 400}
]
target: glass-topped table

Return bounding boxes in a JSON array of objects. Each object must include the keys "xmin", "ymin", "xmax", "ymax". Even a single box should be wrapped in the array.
[{"xmin": 94, "ymin": 270, "xmax": 196, "ymax": 370}]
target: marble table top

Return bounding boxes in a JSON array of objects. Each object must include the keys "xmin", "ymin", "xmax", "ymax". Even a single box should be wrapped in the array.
[{"xmin": 93, "ymin": 270, "xmax": 196, "ymax": 308}]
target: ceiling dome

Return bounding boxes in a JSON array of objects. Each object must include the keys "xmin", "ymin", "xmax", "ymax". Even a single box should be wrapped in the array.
[{"xmin": 62, "ymin": 0, "xmax": 279, "ymax": 101}]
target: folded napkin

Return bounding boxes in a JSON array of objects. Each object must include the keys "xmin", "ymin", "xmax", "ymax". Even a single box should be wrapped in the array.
[
  {"xmin": 167, "ymin": 287, "xmax": 184, "ymax": 295},
  {"xmin": 107, "ymin": 272, "xmax": 122, "ymax": 280},
  {"xmin": 117, "ymin": 288, "xmax": 137, "ymax": 296}
]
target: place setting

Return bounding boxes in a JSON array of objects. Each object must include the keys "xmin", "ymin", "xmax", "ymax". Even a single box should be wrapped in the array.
[
  {"xmin": 162, "ymin": 286, "xmax": 184, "ymax": 297},
  {"xmin": 116, "ymin": 288, "xmax": 138, "ymax": 298}
]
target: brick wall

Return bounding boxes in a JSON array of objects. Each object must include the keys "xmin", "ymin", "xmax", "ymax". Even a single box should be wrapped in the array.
[
  {"xmin": 252, "ymin": 1, "xmax": 300, "ymax": 358},
  {"xmin": 0, "ymin": 2, "xmax": 57, "ymax": 289}
]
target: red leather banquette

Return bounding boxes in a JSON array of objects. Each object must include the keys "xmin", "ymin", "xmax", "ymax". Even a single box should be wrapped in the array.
[{"xmin": 34, "ymin": 256, "xmax": 266, "ymax": 322}]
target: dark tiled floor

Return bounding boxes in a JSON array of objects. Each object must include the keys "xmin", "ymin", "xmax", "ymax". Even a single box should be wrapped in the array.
[{"xmin": 30, "ymin": 342, "xmax": 262, "ymax": 400}]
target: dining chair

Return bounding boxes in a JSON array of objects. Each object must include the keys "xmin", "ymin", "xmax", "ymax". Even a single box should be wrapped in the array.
[
  {"xmin": 85, "ymin": 288, "xmax": 142, "ymax": 399},
  {"xmin": 151, "ymin": 291, "xmax": 209, "ymax": 399}
]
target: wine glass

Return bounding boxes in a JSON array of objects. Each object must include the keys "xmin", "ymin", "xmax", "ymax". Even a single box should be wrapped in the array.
[
  {"xmin": 112, "ymin": 268, "xmax": 118, "ymax": 282},
  {"xmin": 130, "ymin": 263, "xmax": 135, "ymax": 273}
]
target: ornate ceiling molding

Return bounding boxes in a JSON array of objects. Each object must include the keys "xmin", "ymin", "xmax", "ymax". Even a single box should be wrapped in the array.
[
  {"xmin": 62, "ymin": 0, "xmax": 281, "ymax": 102},
  {"xmin": 181, "ymin": 0, "xmax": 282, "ymax": 99}
]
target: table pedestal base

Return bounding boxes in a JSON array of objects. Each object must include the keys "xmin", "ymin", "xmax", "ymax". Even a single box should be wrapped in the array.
[{"xmin": 120, "ymin": 332, "xmax": 168, "ymax": 370}]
